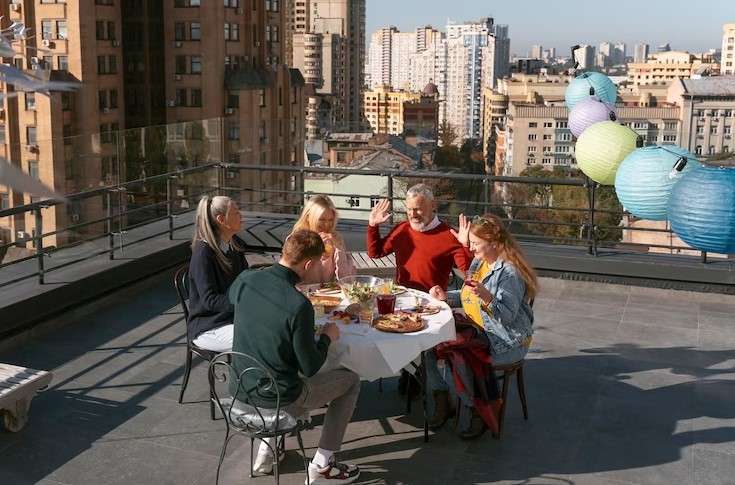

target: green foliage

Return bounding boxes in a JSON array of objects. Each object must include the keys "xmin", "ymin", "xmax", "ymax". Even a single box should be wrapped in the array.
[{"xmin": 505, "ymin": 166, "xmax": 623, "ymax": 245}]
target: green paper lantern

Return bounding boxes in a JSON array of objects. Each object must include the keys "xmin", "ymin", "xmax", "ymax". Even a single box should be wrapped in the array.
[{"xmin": 575, "ymin": 121, "xmax": 639, "ymax": 185}]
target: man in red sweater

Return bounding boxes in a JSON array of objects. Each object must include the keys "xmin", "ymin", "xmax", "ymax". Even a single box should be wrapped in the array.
[{"xmin": 367, "ymin": 183, "xmax": 472, "ymax": 292}]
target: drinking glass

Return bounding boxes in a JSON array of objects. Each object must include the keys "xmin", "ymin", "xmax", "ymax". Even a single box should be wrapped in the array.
[
  {"xmin": 462, "ymin": 270, "xmax": 478, "ymax": 304},
  {"xmin": 376, "ymin": 293, "xmax": 397, "ymax": 314}
]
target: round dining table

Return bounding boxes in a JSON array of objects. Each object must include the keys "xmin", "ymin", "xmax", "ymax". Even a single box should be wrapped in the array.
[{"xmin": 314, "ymin": 288, "xmax": 456, "ymax": 382}]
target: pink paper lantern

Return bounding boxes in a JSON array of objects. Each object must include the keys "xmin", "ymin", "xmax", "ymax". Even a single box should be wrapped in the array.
[{"xmin": 569, "ymin": 98, "xmax": 618, "ymax": 138}]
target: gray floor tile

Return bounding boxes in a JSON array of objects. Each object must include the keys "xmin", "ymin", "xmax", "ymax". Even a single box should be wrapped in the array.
[{"xmin": 693, "ymin": 448, "xmax": 735, "ymax": 485}]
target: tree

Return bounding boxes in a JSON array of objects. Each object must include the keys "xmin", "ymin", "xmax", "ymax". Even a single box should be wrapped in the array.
[{"xmin": 438, "ymin": 119, "xmax": 459, "ymax": 147}]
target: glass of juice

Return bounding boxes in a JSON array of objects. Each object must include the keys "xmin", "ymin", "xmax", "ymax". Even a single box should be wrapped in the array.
[{"xmin": 376, "ymin": 293, "xmax": 396, "ymax": 315}]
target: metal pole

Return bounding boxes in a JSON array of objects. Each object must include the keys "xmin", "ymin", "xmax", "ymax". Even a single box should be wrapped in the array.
[
  {"xmin": 166, "ymin": 177, "xmax": 173, "ymax": 240},
  {"xmin": 387, "ymin": 173, "xmax": 394, "ymax": 225},
  {"xmin": 107, "ymin": 191, "xmax": 114, "ymax": 260},
  {"xmin": 586, "ymin": 179, "xmax": 597, "ymax": 256},
  {"xmin": 34, "ymin": 207, "xmax": 44, "ymax": 284},
  {"xmin": 701, "ymin": 251, "xmax": 707, "ymax": 264}
]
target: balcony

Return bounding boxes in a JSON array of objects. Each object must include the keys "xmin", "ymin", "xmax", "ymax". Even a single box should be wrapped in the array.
[{"xmin": 0, "ymin": 125, "xmax": 734, "ymax": 484}]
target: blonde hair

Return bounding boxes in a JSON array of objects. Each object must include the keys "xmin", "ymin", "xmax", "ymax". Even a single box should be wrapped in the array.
[
  {"xmin": 192, "ymin": 195, "xmax": 236, "ymax": 272},
  {"xmin": 293, "ymin": 194, "xmax": 338, "ymax": 233},
  {"xmin": 470, "ymin": 214, "xmax": 538, "ymax": 302}
]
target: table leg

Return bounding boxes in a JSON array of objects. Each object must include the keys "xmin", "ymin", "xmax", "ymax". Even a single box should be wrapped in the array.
[{"xmin": 420, "ymin": 351, "xmax": 428, "ymax": 443}]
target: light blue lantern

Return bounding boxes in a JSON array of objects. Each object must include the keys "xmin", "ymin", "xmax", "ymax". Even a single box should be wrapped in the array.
[
  {"xmin": 569, "ymin": 98, "xmax": 619, "ymax": 138},
  {"xmin": 615, "ymin": 146, "xmax": 701, "ymax": 221},
  {"xmin": 565, "ymin": 72, "xmax": 617, "ymax": 111},
  {"xmin": 668, "ymin": 166, "xmax": 735, "ymax": 254}
]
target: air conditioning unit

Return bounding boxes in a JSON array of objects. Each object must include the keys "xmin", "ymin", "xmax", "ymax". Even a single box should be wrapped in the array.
[
  {"xmin": 224, "ymin": 107, "xmax": 234, "ymax": 115},
  {"xmin": 10, "ymin": 4, "xmax": 20, "ymax": 12},
  {"xmin": 236, "ymin": 7, "xmax": 243, "ymax": 14},
  {"xmin": 102, "ymin": 107, "xmax": 110, "ymax": 114},
  {"xmin": 41, "ymin": 39, "xmax": 51, "ymax": 47},
  {"xmin": 254, "ymin": 41, "xmax": 261, "ymax": 47},
  {"xmin": 226, "ymin": 171, "xmax": 236, "ymax": 179},
  {"xmin": 112, "ymin": 40, "xmax": 120, "ymax": 47},
  {"xmin": 165, "ymin": 99, "xmax": 176, "ymax": 107},
  {"xmin": 241, "ymin": 55, "xmax": 249, "ymax": 61},
  {"xmin": 174, "ymin": 41, "xmax": 182, "ymax": 48},
  {"xmin": 174, "ymin": 74, "xmax": 182, "ymax": 81},
  {"xmin": 71, "ymin": 213, "xmax": 80, "ymax": 222},
  {"xmin": 16, "ymin": 231, "xmax": 26, "ymax": 239},
  {"xmin": 24, "ymin": 144, "xmax": 37, "ymax": 152}
]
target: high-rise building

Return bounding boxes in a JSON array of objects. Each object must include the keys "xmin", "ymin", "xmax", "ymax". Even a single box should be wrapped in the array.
[
  {"xmin": 291, "ymin": 0, "xmax": 366, "ymax": 132},
  {"xmin": 0, "ymin": 0, "xmax": 305, "ymax": 248},
  {"xmin": 722, "ymin": 23, "xmax": 735, "ymax": 75},
  {"xmin": 598, "ymin": 42, "xmax": 612, "ymax": 67},
  {"xmin": 634, "ymin": 43, "xmax": 650, "ymax": 63},
  {"xmin": 578, "ymin": 45, "xmax": 595, "ymax": 70},
  {"xmin": 627, "ymin": 51, "xmax": 720, "ymax": 86},
  {"xmin": 531, "ymin": 45, "xmax": 543, "ymax": 59},
  {"xmin": 366, "ymin": 26, "xmax": 441, "ymax": 90},
  {"xmin": 613, "ymin": 42, "xmax": 626, "ymax": 65}
]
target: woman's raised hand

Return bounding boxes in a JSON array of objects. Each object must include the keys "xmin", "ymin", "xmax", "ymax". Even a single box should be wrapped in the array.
[
  {"xmin": 449, "ymin": 213, "xmax": 470, "ymax": 247},
  {"xmin": 429, "ymin": 285, "xmax": 447, "ymax": 302},
  {"xmin": 368, "ymin": 199, "xmax": 392, "ymax": 227}
]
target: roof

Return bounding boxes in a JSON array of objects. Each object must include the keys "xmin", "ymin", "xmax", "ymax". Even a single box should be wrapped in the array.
[
  {"xmin": 224, "ymin": 67, "xmax": 272, "ymax": 90},
  {"xmin": 680, "ymin": 77, "xmax": 735, "ymax": 97},
  {"xmin": 289, "ymin": 68, "xmax": 305, "ymax": 87}
]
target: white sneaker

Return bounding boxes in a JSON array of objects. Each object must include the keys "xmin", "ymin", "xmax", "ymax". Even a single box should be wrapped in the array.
[
  {"xmin": 252, "ymin": 446, "xmax": 285, "ymax": 475},
  {"xmin": 307, "ymin": 459, "xmax": 360, "ymax": 484}
]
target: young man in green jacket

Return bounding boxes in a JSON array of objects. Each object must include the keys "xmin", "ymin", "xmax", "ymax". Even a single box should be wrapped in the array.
[{"xmin": 229, "ymin": 229, "xmax": 361, "ymax": 484}]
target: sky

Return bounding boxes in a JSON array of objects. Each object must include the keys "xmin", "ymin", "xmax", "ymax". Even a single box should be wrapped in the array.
[{"xmin": 365, "ymin": 0, "xmax": 732, "ymax": 56}]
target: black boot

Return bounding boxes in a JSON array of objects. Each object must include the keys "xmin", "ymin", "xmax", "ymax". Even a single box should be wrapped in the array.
[
  {"xmin": 428, "ymin": 391, "xmax": 453, "ymax": 430},
  {"xmin": 460, "ymin": 408, "xmax": 488, "ymax": 440}
]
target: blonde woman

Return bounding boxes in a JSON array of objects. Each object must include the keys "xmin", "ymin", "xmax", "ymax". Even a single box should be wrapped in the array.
[
  {"xmin": 292, "ymin": 194, "xmax": 355, "ymax": 283},
  {"xmin": 187, "ymin": 195, "xmax": 248, "ymax": 352}
]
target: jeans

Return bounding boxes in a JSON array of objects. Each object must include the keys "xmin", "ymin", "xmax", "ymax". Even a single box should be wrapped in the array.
[
  {"xmin": 192, "ymin": 324, "xmax": 233, "ymax": 352},
  {"xmin": 425, "ymin": 345, "xmax": 529, "ymax": 410},
  {"xmin": 281, "ymin": 369, "xmax": 360, "ymax": 452}
]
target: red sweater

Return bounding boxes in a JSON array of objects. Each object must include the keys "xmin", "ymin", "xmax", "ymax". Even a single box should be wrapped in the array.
[{"xmin": 367, "ymin": 221, "xmax": 473, "ymax": 292}]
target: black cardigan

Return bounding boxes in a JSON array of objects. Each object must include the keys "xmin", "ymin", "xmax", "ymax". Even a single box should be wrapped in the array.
[{"xmin": 187, "ymin": 235, "xmax": 249, "ymax": 340}]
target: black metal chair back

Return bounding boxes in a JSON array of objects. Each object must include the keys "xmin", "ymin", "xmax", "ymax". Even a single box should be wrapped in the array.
[
  {"xmin": 209, "ymin": 351, "xmax": 309, "ymax": 485},
  {"xmin": 174, "ymin": 264, "xmax": 219, "ymax": 419}
]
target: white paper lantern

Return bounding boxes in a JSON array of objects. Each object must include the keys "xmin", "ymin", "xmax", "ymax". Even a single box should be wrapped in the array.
[{"xmin": 569, "ymin": 98, "xmax": 618, "ymax": 138}]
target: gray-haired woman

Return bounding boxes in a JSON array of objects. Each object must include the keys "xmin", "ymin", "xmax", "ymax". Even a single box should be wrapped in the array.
[{"xmin": 187, "ymin": 195, "xmax": 249, "ymax": 352}]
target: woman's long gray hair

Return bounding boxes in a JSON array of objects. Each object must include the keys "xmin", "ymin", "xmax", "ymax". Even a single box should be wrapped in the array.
[{"xmin": 192, "ymin": 195, "xmax": 235, "ymax": 272}]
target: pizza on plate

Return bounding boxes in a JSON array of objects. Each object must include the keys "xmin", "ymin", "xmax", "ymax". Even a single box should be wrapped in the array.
[{"xmin": 372, "ymin": 313, "xmax": 425, "ymax": 333}]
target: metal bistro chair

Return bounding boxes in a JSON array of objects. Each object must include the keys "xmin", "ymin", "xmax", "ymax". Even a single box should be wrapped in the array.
[
  {"xmin": 210, "ymin": 351, "xmax": 309, "ymax": 485},
  {"xmin": 174, "ymin": 265, "xmax": 220, "ymax": 420}
]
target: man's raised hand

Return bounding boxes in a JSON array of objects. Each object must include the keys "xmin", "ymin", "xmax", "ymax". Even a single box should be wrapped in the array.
[
  {"xmin": 449, "ymin": 213, "xmax": 470, "ymax": 247},
  {"xmin": 368, "ymin": 199, "xmax": 392, "ymax": 227}
]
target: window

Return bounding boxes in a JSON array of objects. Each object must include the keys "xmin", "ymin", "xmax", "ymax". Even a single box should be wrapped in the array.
[
  {"xmin": 57, "ymin": 20, "xmax": 68, "ymax": 39},
  {"xmin": 27, "ymin": 126, "xmax": 37, "ymax": 144},
  {"xmin": 710, "ymin": 126, "xmax": 718, "ymax": 134},
  {"xmin": 191, "ymin": 89, "xmax": 202, "ymax": 107},
  {"xmin": 190, "ymin": 22, "xmax": 201, "ymax": 40},
  {"xmin": 695, "ymin": 145, "xmax": 702, "ymax": 155},
  {"xmin": 108, "ymin": 55, "xmax": 117, "ymax": 74},
  {"xmin": 528, "ymin": 134, "xmax": 537, "ymax": 140},
  {"xmin": 259, "ymin": 89, "xmax": 266, "ymax": 107},
  {"xmin": 97, "ymin": 55, "xmax": 106, "ymax": 74},
  {"xmin": 61, "ymin": 91, "xmax": 70, "ymax": 110},
  {"xmin": 191, "ymin": 56, "xmax": 202, "ymax": 74},
  {"xmin": 542, "ymin": 158, "xmax": 552, "ymax": 165},
  {"xmin": 528, "ymin": 146, "xmax": 537, "ymax": 153},
  {"xmin": 28, "ymin": 162, "xmax": 40, "ymax": 180},
  {"xmin": 174, "ymin": 22, "xmax": 185, "ymax": 41},
  {"xmin": 175, "ymin": 56, "xmax": 186, "ymax": 74},
  {"xmin": 176, "ymin": 89, "xmax": 187, "ymax": 107},
  {"xmin": 556, "ymin": 121, "xmax": 568, "ymax": 128},
  {"xmin": 0, "ymin": 125, "xmax": 5, "ymax": 144},
  {"xmin": 109, "ymin": 89, "xmax": 118, "ymax": 108},
  {"xmin": 543, "ymin": 134, "xmax": 552, "ymax": 140},
  {"xmin": 529, "ymin": 122, "xmax": 537, "ymax": 128},
  {"xmin": 224, "ymin": 0, "xmax": 239, "ymax": 6},
  {"xmin": 225, "ymin": 23, "xmax": 239, "ymax": 41},
  {"xmin": 43, "ymin": 55, "xmax": 53, "ymax": 67},
  {"xmin": 348, "ymin": 196, "xmax": 360, "ymax": 207},
  {"xmin": 228, "ymin": 121, "xmax": 240, "ymax": 140},
  {"xmin": 98, "ymin": 90, "xmax": 107, "ymax": 110},
  {"xmin": 227, "ymin": 90, "xmax": 239, "ymax": 108},
  {"xmin": 697, "ymin": 125, "xmax": 704, "ymax": 134},
  {"xmin": 63, "ymin": 124, "xmax": 72, "ymax": 145},
  {"xmin": 43, "ymin": 20, "xmax": 53, "ymax": 39},
  {"xmin": 59, "ymin": 56, "xmax": 68, "ymax": 70},
  {"xmin": 0, "ymin": 193, "xmax": 9, "ymax": 211},
  {"xmin": 709, "ymin": 145, "xmax": 716, "ymax": 154},
  {"xmin": 25, "ymin": 92, "xmax": 36, "ymax": 110},
  {"xmin": 543, "ymin": 122, "xmax": 553, "ymax": 128}
]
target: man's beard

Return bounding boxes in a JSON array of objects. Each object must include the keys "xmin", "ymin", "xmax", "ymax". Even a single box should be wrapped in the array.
[{"xmin": 409, "ymin": 217, "xmax": 428, "ymax": 231}]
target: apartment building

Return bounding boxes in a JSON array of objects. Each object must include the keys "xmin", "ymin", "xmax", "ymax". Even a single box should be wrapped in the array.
[
  {"xmin": 627, "ymin": 51, "xmax": 720, "ymax": 86},
  {"xmin": 365, "ymin": 26, "xmax": 441, "ymax": 90},
  {"xmin": 291, "ymin": 0, "xmax": 366, "ymax": 132},
  {"xmin": 722, "ymin": 23, "xmax": 735, "ymax": 75},
  {"xmin": 0, "ymin": 0, "xmax": 305, "ymax": 249},
  {"xmin": 363, "ymin": 83, "xmax": 439, "ymax": 136},
  {"xmin": 634, "ymin": 43, "xmax": 649, "ymax": 63}
]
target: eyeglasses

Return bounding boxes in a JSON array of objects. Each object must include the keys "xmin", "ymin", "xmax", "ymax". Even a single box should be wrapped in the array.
[{"xmin": 472, "ymin": 215, "xmax": 489, "ymax": 226}]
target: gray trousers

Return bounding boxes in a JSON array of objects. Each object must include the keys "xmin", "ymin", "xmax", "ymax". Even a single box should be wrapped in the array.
[{"xmin": 282, "ymin": 369, "xmax": 361, "ymax": 452}]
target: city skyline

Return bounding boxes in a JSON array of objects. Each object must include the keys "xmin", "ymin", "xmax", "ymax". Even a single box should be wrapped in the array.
[{"xmin": 366, "ymin": 0, "xmax": 729, "ymax": 57}]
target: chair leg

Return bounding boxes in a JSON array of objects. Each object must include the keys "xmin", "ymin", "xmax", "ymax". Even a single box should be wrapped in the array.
[
  {"xmin": 178, "ymin": 349, "xmax": 193, "ymax": 404},
  {"xmin": 208, "ymin": 362, "xmax": 216, "ymax": 420},
  {"xmin": 495, "ymin": 370, "xmax": 511, "ymax": 439},
  {"xmin": 517, "ymin": 365, "xmax": 528, "ymax": 420},
  {"xmin": 249, "ymin": 437, "xmax": 255, "ymax": 478},
  {"xmin": 215, "ymin": 429, "xmax": 232, "ymax": 485}
]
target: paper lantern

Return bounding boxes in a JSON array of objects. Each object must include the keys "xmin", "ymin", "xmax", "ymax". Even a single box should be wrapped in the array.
[
  {"xmin": 667, "ymin": 166, "xmax": 735, "ymax": 254},
  {"xmin": 615, "ymin": 146, "xmax": 701, "ymax": 221},
  {"xmin": 569, "ymin": 98, "xmax": 618, "ymax": 138},
  {"xmin": 565, "ymin": 72, "xmax": 617, "ymax": 110},
  {"xmin": 575, "ymin": 121, "xmax": 638, "ymax": 185}
]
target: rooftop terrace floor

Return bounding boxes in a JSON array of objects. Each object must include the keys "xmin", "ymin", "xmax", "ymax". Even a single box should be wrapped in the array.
[{"xmin": 0, "ymin": 268, "xmax": 734, "ymax": 485}]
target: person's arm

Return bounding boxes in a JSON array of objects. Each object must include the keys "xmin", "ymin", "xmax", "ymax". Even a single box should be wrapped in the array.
[
  {"xmin": 292, "ymin": 301, "xmax": 331, "ymax": 377},
  {"xmin": 366, "ymin": 224, "xmax": 396, "ymax": 259},
  {"xmin": 190, "ymin": 246, "xmax": 232, "ymax": 312},
  {"xmin": 332, "ymin": 232, "xmax": 356, "ymax": 279},
  {"xmin": 452, "ymin": 241, "xmax": 474, "ymax": 273},
  {"xmin": 478, "ymin": 269, "xmax": 526, "ymax": 344}
]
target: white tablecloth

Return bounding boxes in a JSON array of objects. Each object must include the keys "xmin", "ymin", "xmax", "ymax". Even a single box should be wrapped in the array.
[{"xmin": 315, "ymin": 289, "xmax": 456, "ymax": 381}]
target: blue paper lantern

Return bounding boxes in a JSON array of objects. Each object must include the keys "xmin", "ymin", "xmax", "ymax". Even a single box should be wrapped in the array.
[
  {"xmin": 615, "ymin": 146, "xmax": 701, "ymax": 221},
  {"xmin": 565, "ymin": 72, "xmax": 617, "ymax": 111},
  {"xmin": 668, "ymin": 166, "xmax": 735, "ymax": 254},
  {"xmin": 569, "ymin": 98, "xmax": 618, "ymax": 138},
  {"xmin": 575, "ymin": 121, "xmax": 638, "ymax": 185}
]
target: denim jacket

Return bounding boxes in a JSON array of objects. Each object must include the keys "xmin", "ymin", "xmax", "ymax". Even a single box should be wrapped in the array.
[{"xmin": 446, "ymin": 257, "xmax": 534, "ymax": 356}]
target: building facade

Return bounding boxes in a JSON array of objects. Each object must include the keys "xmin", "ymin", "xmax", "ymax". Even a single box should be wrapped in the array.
[
  {"xmin": 722, "ymin": 23, "xmax": 735, "ymax": 75},
  {"xmin": 627, "ymin": 51, "xmax": 720, "ymax": 86}
]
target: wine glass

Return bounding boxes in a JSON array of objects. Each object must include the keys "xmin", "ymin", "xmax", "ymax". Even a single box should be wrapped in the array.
[{"xmin": 462, "ymin": 270, "xmax": 478, "ymax": 304}]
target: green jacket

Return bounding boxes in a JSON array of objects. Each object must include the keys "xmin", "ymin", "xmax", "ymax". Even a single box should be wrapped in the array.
[{"xmin": 228, "ymin": 263, "xmax": 331, "ymax": 407}]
